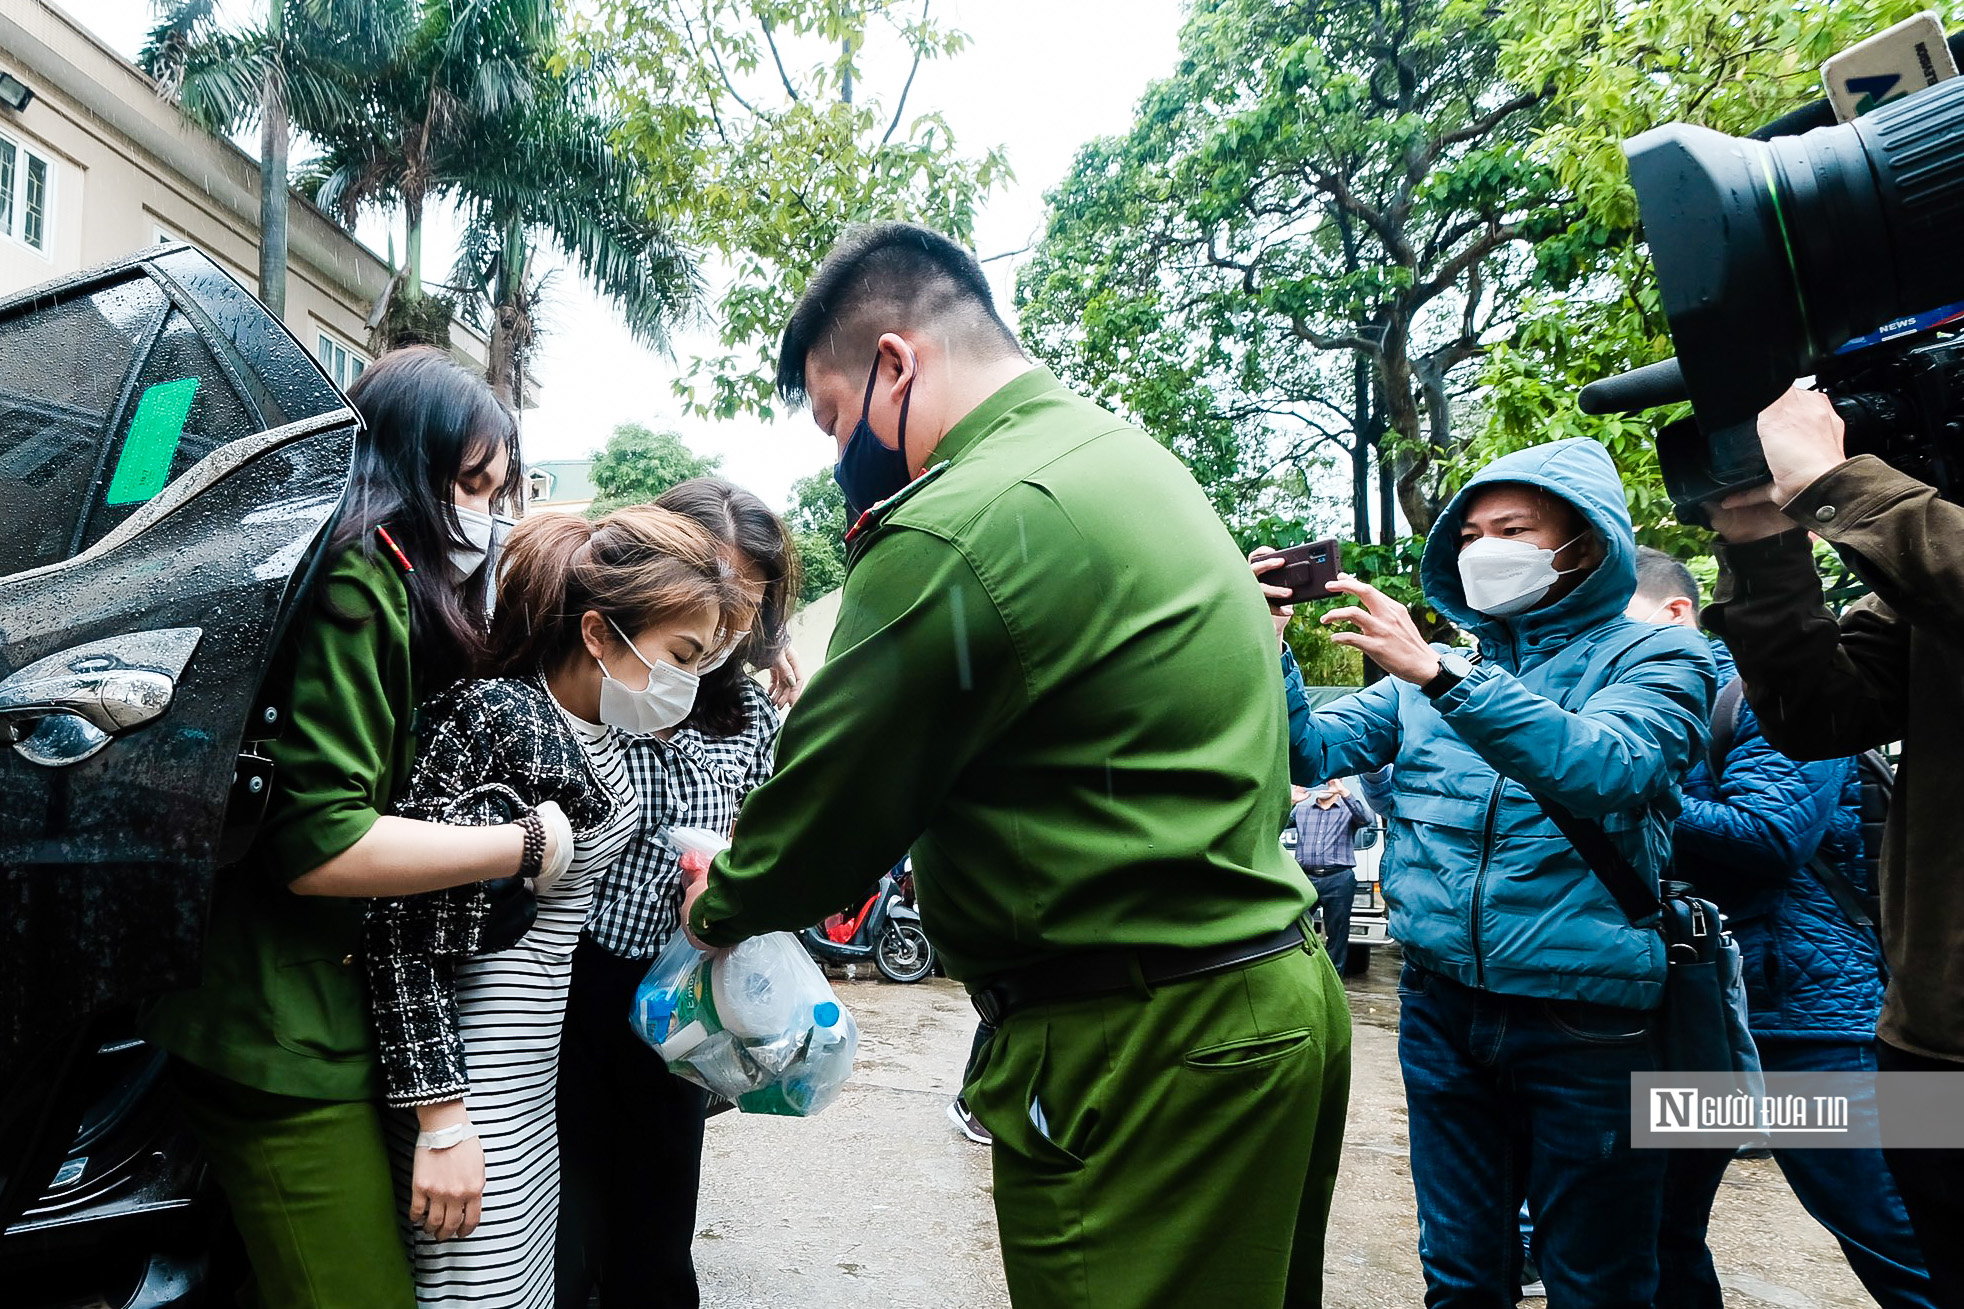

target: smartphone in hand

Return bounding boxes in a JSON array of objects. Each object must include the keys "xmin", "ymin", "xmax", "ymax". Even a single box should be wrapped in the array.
[{"xmin": 1269, "ymin": 538, "xmax": 1342, "ymax": 605}]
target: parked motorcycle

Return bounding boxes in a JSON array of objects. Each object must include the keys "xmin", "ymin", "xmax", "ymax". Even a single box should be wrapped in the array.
[{"xmin": 801, "ymin": 862, "xmax": 935, "ymax": 983}]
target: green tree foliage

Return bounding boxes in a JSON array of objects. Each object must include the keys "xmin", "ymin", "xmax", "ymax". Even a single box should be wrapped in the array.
[
  {"xmin": 785, "ymin": 468, "xmax": 848, "ymax": 602},
  {"xmin": 584, "ymin": 0, "xmax": 1011, "ymax": 422},
  {"xmin": 1473, "ymin": 0, "xmax": 1928, "ymax": 551},
  {"xmin": 587, "ymin": 423, "xmax": 722, "ymax": 517},
  {"xmin": 142, "ymin": 0, "xmax": 401, "ymax": 317},
  {"xmin": 1018, "ymin": 0, "xmax": 1571, "ymax": 546}
]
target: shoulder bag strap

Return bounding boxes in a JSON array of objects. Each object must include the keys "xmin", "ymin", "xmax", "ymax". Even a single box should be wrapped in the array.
[
  {"xmin": 1521, "ymin": 623, "xmax": 1681, "ymax": 928},
  {"xmin": 1529, "ymin": 792, "xmax": 1666, "ymax": 926}
]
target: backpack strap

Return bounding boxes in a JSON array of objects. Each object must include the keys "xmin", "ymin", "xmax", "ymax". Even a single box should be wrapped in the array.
[
  {"xmin": 1707, "ymin": 677, "xmax": 1748, "ymax": 781},
  {"xmin": 1804, "ymin": 853, "xmax": 1878, "ymax": 934},
  {"xmin": 1710, "ymin": 680, "xmax": 1887, "ymax": 945}
]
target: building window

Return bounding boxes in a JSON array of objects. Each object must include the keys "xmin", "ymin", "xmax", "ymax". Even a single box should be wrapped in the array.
[
  {"xmin": 0, "ymin": 132, "xmax": 53, "ymax": 253},
  {"xmin": 316, "ymin": 332, "xmax": 367, "ymax": 391}
]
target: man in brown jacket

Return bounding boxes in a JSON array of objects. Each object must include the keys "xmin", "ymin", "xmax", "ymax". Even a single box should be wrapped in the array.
[{"xmin": 1704, "ymin": 386, "xmax": 1962, "ymax": 1303}]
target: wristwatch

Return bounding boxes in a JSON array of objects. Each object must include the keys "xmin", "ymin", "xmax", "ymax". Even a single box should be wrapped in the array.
[{"xmin": 1421, "ymin": 651, "xmax": 1476, "ymax": 701}]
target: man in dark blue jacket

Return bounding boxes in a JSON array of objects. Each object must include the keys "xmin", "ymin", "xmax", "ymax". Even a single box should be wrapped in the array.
[
  {"xmin": 1628, "ymin": 548, "xmax": 1935, "ymax": 1308},
  {"xmin": 1261, "ymin": 440, "xmax": 1715, "ymax": 1308}
]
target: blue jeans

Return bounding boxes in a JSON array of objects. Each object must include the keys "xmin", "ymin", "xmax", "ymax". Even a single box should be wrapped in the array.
[
  {"xmin": 1398, "ymin": 962, "xmax": 1665, "ymax": 1309},
  {"xmin": 1657, "ymin": 1038, "xmax": 1938, "ymax": 1309}
]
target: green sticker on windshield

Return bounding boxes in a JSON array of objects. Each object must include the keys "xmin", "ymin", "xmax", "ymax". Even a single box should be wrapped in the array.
[{"xmin": 105, "ymin": 377, "xmax": 200, "ymax": 506}]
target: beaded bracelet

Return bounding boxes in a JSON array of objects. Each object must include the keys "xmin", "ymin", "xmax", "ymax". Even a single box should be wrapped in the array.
[{"xmin": 516, "ymin": 810, "xmax": 546, "ymax": 881}]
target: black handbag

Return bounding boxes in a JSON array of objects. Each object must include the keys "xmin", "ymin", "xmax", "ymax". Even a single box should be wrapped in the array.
[{"xmin": 1531, "ymin": 792, "xmax": 1761, "ymax": 1081}]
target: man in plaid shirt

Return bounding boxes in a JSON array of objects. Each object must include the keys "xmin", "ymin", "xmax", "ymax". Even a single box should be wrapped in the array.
[{"xmin": 1288, "ymin": 779, "xmax": 1373, "ymax": 972}]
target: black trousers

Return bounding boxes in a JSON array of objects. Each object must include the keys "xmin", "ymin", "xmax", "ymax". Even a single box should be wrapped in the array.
[
  {"xmin": 1305, "ymin": 866, "xmax": 1356, "ymax": 973},
  {"xmin": 556, "ymin": 936, "xmax": 710, "ymax": 1309},
  {"xmin": 1877, "ymin": 1039, "xmax": 1964, "ymax": 1307}
]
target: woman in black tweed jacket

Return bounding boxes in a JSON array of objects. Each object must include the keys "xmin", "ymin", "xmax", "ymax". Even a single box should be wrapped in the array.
[
  {"xmin": 364, "ymin": 675, "xmax": 612, "ymax": 1108},
  {"xmin": 361, "ymin": 506, "xmax": 754, "ymax": 1301}
]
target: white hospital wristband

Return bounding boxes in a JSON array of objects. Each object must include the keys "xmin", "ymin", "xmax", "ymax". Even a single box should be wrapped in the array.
[{"xmin": 416, "ymin": 1121, "xmax": 478, "ymax": 1151}]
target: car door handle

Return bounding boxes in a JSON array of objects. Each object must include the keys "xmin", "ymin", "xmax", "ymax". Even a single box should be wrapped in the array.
[
  {"xmin": 0, "ymin": 669, "xmax": 177, "ymax": 733},
  {"xmin": 0, "ymin": 628, "xmax": 202, "ymax": 766}
]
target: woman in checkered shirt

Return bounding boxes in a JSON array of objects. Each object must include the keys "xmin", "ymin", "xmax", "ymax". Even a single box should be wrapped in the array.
[{"xmin": 555, "ymin": 478, "xmax": 804, "ymax": 1309}]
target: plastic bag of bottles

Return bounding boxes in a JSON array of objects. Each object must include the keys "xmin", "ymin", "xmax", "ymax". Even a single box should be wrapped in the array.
[{"xmin": 629, "ymin": 828, "xmax": 859, "ymax": 1117}]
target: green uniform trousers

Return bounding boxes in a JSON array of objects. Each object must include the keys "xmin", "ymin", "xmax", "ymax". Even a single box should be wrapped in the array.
[
  {"xmin": 966, "ymin": 939, "xmax": 1352, "ymax": 1308},
  {"xmin": 172, "ymin": 1060, "xmax": 414, "ymax": 1309}
]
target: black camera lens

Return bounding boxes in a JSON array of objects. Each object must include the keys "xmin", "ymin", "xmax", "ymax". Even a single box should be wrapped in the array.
[{"xmin": 1627, "ymin": 74, "xmax": 1964, "ymax": 435}]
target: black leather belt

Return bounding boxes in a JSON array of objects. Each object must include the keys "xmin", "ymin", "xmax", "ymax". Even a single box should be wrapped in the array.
[{"xmin": 967, "ymin": 922, "xmax": 1313, "ymax": 1027}]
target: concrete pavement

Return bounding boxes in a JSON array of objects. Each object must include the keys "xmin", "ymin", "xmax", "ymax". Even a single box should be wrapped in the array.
[{"xmin": 696, "ymin": 958, "xmax": 1878, "ymax": 1308}]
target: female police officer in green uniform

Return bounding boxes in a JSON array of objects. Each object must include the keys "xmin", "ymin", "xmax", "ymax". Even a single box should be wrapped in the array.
[{"xmin": 143, "ymin": 348, "xmax": 566, "ymax": 1309}]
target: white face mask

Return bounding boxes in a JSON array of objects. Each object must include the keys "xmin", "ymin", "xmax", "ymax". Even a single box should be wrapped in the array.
[
  {"xmin": 449, "ymin": 505, "xmax": 498, "ymax": 582},
  {"xmin": 595, "ymin": 618, "xmax": 699, "ymax": 734},
  {"xmin": 1456, "ymin": 530, "xmax": 1587, "ymax": 617},
  {"xmin": 1633, "ymin": 600, "xmax": 1672, "ymax": 626},
  {"xmin": 697, "ymin": 629, "xmax": 750, "ymax": 676}
]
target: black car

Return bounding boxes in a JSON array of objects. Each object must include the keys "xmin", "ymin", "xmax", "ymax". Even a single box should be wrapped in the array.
[{"xmin": 0, "ymin": 246, "xmax": 361, "ymax": 1306}]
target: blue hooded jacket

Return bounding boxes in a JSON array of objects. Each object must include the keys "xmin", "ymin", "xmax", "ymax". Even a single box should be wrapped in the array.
[
  {"xmin": 1284, "ymin": 438, "xmax": 1716, "ymax": 1009},
  {"xmin": 1679, "ymin": 643, "xmax": 1883, "ymax": 1042}
]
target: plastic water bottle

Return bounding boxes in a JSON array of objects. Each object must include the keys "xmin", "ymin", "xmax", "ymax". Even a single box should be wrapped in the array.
[
  {"xmin": 710, "ymin": 935, "xmax": 809, "ymax": 1039},
  {"xmin": 735, "ymin": 1001, "xmax": 857, "ymax": 1117}
]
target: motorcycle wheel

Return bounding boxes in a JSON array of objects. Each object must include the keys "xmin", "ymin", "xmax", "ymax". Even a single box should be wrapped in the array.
[{"xmin": 875, "ymin": 923, "xmax": 935, "ymax": 984}]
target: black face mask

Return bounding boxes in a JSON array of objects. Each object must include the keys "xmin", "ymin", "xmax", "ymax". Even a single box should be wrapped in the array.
[{"xmin": 833, "ymin": 358, "xmax": 913, "ymax": 521}]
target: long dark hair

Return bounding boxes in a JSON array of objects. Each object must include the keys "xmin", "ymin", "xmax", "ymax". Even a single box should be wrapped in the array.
[
  {"xmin": 656, "ymin": 478, "xmax": 800, "ymax": 736},
  {"xmin": 483, "ymin": 507, "xmax": 754, "ymax": 680},
  {"xmin": 327, "ymin": 346, "xmax": 520, "ymax": 690}
]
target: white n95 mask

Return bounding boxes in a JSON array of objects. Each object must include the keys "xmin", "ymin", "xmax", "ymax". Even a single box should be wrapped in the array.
[
  {"xmin": 596, "ymin": 618, "xmax": 699, "ymax": 734},
  {"xmin": 449, "ymin": 505, "xmax": 498, "ymax": 582},
  {"xmin": 1456, "ymin": 531, "xmax": 1586, "ymax": 617}
]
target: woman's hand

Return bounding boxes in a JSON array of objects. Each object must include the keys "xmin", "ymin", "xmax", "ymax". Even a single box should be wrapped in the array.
[
  {"xmin": 1320, "ymin": 576, "xmax": 1442, "ymax": 686},
  {"xmin": 410, "ymin": 1101, "xmax": 484, "ymax": 1241},
  {"xmin": 529, "ymin": 800, "xmax": 573, "ymax": 894},
  {"xmin": 767, "ymin": 648, "xmax": 805, "ymax": 709}
]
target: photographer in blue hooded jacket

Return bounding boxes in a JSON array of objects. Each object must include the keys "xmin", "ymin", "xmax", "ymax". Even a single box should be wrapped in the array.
[
  {"xmin": 1625, "ymin": 548, "xmax": 1936, "ymax": 1309},
  {"xmin": 1255, "ymin": 439, "xmax": 1715, "ymax": 1308}
]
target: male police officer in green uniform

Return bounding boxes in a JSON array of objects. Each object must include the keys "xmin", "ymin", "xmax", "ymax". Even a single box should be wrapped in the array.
[{"xmin": 683, "ymin": 222, "xmax": 1351, "ymax": 1307}]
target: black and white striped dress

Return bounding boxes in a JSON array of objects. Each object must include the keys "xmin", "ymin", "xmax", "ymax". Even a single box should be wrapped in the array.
[{"xmin": 389, "ymin": 709, "xmax": 639, "ymax": 1309}]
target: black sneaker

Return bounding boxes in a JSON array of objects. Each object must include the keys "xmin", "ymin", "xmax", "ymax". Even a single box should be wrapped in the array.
[{"xmin": 947, "ymin": 1097, "xmax": 992, "ymax": 1145}]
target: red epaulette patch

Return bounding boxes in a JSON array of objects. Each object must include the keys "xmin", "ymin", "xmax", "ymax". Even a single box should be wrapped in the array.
[{"xmin": 375, "ymin": 525, "xmax": 416, "ymax": 575}]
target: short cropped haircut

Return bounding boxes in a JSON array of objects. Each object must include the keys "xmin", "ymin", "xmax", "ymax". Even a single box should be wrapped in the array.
[
  {"xmin": 1633, "ymin": 545, "xmax": 1700, "ymax": 607},
  {"xmin": 776, "ymin": 221, "xmax": 1022, "ymax": 405}
]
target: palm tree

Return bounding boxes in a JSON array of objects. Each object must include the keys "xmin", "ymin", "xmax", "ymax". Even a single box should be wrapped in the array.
[
  {"xmin": 445, "ymin": 72, "xmax": 699, "ymax": 406},
  {"xmin": 141, "ymin": 0, "xmax": 404, "ymax": 318},
  {"xmin": 302, "ymin": 0, "xmax": 553, "ymax": 314}
]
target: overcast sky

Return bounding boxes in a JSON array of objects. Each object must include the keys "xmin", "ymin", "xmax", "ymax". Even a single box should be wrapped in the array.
[{"xmin": 87, "ymin": 1, "xmax": 1185, "ymax": 510}]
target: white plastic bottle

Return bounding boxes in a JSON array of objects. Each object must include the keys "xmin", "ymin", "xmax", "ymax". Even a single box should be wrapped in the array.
[{"xmin": 709, "ymin": 934, "xmax": 811, "ymax": 1039}]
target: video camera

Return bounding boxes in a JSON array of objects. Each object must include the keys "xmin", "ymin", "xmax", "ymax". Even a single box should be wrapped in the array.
[{"xmin": 1578, "ymin": 21, "xmax": 1964, "ymax": 524}]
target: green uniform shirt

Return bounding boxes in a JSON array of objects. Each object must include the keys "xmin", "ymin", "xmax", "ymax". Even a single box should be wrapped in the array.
[
  {"xmin": 692, "ymin": 368, "xmax": 1311, "ymax": 980},
  {"xmin": 141, "ymin": 546, "xmax": 416, "ymax": 1100}
]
